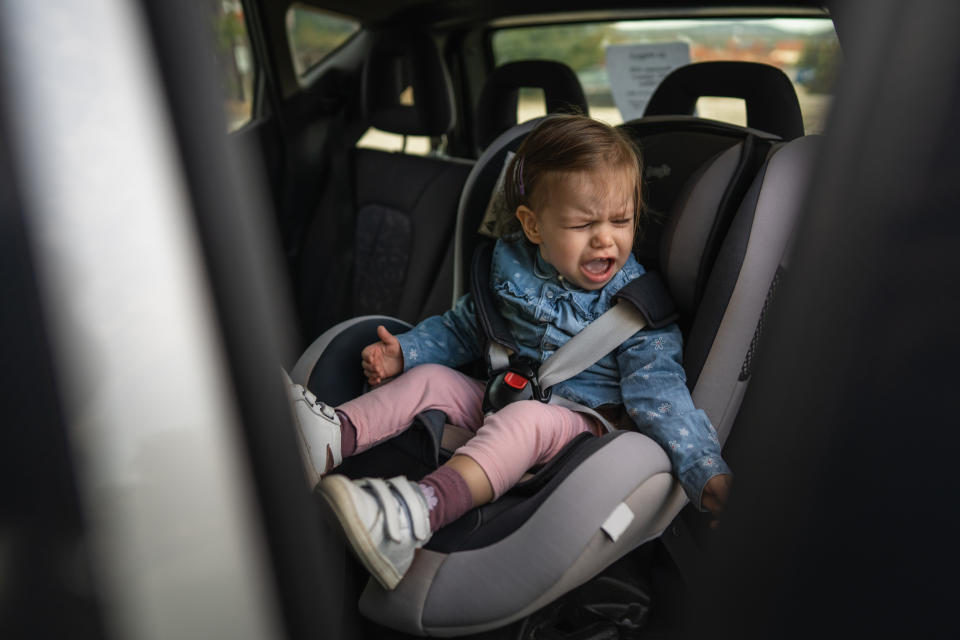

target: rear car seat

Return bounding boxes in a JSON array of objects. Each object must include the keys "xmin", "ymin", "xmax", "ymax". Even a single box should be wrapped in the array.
[
  {"xmin": 297, "ymin": 29, "xmax": 473, "ymax": 338},
  {"xmin": 292, "ymin": 63, "xmax": 820, "ymax": 636},
  {"xmin": 473, "ymin": 59, "xmax": 589, "ymax": 154}
]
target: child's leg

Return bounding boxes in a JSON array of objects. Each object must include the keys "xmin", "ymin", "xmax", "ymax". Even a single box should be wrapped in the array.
[
  {"xmin": 290, "ymin": 364, "xmax": 484, "ymax": 486},
  {"xmin": 337, "ymin": 363, "xmax": 485, "ymax": 454},
  {"xmin": 417, "ymin": 401, "xmax": 601, "ymax": 531},
  {"xmin": 318, "ymin": 400, "xmax": 599, "ymax": 591}
]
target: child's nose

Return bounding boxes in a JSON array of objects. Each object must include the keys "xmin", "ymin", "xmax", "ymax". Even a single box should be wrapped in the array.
[{"xmin": 591, "ymin": 226, "xmax": 614, "ymax": 247}]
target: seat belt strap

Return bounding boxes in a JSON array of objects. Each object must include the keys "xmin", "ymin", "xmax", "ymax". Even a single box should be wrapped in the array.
[
  {"xmin": 537, "ymin": 302, "xmax": 647, "ymax": 391},
  {"xmin": 536, "ymin": 269, "xmax": 678, "ymax": 390},
  {"xmin": 487, "ymin": 341, "xmax": 511, "ymax": 372},
  {"xmin": 469, "ymin": 242, "xmax": 677, "ymax": 401},
  {"xmin": 549, "ymin": 394, "xmax": 616, "ymax": 433}
]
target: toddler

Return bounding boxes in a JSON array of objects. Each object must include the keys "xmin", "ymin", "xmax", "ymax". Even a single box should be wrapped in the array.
[{"xmin": 290, "ymin": 114, "xmax": 732, "ymax": 591}]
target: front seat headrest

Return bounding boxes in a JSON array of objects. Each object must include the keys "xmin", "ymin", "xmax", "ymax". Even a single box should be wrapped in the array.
[
  {"xmin": 475, "ymin": 60, "xmax": 589, "ymax": 152},
  {"xmin": 644, "ymin": 61, "xmax": 804, "ymax": 140},
  {"xmin": 362, "ymin": 29, "xmax": 455, "ymax": 137}
]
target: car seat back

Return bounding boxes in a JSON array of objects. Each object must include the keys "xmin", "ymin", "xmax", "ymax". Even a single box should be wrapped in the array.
[
  {"xmin": 474, "ymin": 60, "xmax": 589, "ymax": 154},
  {"xmin": 354, "ymin": 133, "xmax": 822, "ymax": 636},
  {"xmin": 297, "ymin": 29, "xmax": 473, "ymax": 338},
  {"xmin": 624, "ymin": 61, "xmax": 803, "ymax": 281},
  {"xmin": 293, "ymin": 60, "xmax": 820, "ymax": 636},
  {"xmin": 645, "ymin": 61, "xmax": 804, "ymax": 140}
]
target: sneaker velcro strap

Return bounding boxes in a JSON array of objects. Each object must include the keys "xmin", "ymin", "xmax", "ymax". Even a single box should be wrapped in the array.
[
  {"xmin": 388, "ymin": 477, "xmax": 431, "ymax": 542},
  {"xmin": 362, "ymin": 478, "xmax": 405, "ymax": 542}
]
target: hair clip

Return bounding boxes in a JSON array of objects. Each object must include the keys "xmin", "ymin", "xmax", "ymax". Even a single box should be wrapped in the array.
[{"xmin": 516, "ymin": 156, "xmax": 525, "ymax": 196}]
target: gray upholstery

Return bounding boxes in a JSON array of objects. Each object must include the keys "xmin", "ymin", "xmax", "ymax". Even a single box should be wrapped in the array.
[
  {"xmin": 359, "ymin": 432, "xmax": 673, "ymax": 635},
  {"xmin": 619, "ymin": 118, "xmax": 780, "ymax": 275},
  {"xmin": 661, "ymin": 143, "xmax": 743, "ymax": 314},
  {"xmin": 689, "ymin": 136, "xmax": 822, "ymax": 438},
  {"xmin": 453, "ymin": 118, "xmax": 543, "ymax": 299}
]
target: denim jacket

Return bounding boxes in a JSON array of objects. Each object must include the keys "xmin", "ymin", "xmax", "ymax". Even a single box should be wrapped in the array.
[{"xmin": 395, "ymin": 233, "xmax": 730, "ymax": 509}]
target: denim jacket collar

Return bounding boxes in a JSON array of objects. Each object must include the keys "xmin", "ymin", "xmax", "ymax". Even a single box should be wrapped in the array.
[
  {"xmin": 526, "ymin": 240, "xmax": 640, "ymax": 295},
  {"xmin": 533, "ymin": 248, "xmax": 583, "ymax": 290}
]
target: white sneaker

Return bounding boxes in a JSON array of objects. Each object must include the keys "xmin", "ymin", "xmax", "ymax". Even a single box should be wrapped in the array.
[
  {"xmin": 284, "ymin": 370, "xmax": 342, "ymax": 490},
  {"xmin": 320, "ymin": 475, "xmax": 432, "ymax": 590}
]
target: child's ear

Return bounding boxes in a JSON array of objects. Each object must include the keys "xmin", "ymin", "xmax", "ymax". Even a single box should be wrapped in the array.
[{"xmin": 516, "ymin": 206, "xmax": 542, "ymax": 244}]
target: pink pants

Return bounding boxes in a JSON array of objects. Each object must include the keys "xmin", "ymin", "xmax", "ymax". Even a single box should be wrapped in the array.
[{"xmin": 337, "ymin": 364, "xmax": 600, "ymax": 498}]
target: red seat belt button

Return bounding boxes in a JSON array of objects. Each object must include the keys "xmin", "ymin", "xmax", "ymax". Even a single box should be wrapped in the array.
[{"xmin": 503, "ymin": 372, "xmax": 529, "ymax": 390}]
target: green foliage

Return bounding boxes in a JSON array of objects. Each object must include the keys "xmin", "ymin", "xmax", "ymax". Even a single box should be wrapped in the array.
[
  {"xmin": 798, "ymin": 37, "xmax": 841, "ymax": 95},
  {"xmin": 289, "ymin": 9, "xmax": 359, "ymax": 73},
  {"xmin": 493, "ymin": 24, "xmax": 616, "ymax": 73},
  {"xmin": 214, "ymin": 11, "xmax": 245, "ymax": 53}
]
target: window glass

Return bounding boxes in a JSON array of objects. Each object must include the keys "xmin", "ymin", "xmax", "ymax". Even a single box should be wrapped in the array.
[
  {"xmin": 212, "ymin": 0, "xmax": 256, "ymax": 131},
  {"xmin": 696, "ymin": 97, "xmax": 746, "ymax": 127},
  {"xmin": 492, "ymin": 18, "xmax": 840, "ymax": 134},
  {"xmin": 356, "ymin": 129, "xmax": 431, "ymax": 155},
  {"xmin": 286, "ymin": 4, "xmax": 361, "ymax": 78},
  {"xmin": 517, "ymin": 88, "xmax": 547, "ymax": 122}
]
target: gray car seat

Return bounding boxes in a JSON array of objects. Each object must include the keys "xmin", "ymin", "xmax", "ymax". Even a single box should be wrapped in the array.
[
  {"xmin": 623, "ymin": 61, "xmax": 804, "ymax": 294},
  {"xmin": 292, "ymin": 65, "xmax": 819, "ymax": 636}
]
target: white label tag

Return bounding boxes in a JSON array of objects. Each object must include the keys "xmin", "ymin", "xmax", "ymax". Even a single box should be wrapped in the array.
[
  {"xmin": 606, "ymin": 42, "xmax": 691, "ymax": 121},
  {"xmin": 601, "ymin": 502, "xmax": 635, "ymax": 542}
]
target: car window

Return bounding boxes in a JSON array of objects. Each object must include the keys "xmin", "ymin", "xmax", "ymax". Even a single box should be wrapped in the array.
[
  {"xmin": 212, "ymin": 0, "xmax": 256, "ymax": 132},
  {"xmin": 356, "ymin": 129, "xmax": 432, "ymax": 155},
  {"xmin": 286, "ymin": 4, "xmax": 361, "ymax": 79},
  {"xmin": 492, "ymin": 18, "xmax": 840, "ymax": 134}
]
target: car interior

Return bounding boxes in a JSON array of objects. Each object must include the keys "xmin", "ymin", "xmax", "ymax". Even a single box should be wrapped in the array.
[
  {"xmin": 273, "ymin": 3, "xmax": 826, "ymax": 637},
  {"xmin": 5, "ymin": 1, "xmax": 960, "ymax": 639}
]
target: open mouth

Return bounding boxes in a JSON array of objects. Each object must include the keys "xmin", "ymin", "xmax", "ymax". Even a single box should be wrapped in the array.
[{"xmin": 580, "ymin": 258, "xmax": 615, "ymax": 283}]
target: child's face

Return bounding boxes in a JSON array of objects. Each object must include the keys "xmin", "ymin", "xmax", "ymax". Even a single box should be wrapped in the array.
[{"xmin": 516, "ymin": 164, "xmax": 636, "ymax": 291}]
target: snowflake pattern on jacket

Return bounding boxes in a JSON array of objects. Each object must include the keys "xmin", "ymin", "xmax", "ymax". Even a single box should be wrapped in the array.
[{"xmin": 395, "ymin": 233, "xmax": 730, "ymax": 510}]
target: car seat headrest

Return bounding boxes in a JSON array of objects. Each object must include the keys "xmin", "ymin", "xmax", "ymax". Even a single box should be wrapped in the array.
[
  {"xmin": 644, "ymin": 61, "xmax": 804, "ymax": 140},
  {"xmin": 659, "ymin": 143, "xmax": 745, "ymax": 316},
  {"xmin": 453, "ymin": 118, "xmax": 545, "ymax": 297},
  {"xmin": 475, "ymin": 60, "xmax": 589, "ymax": 152},
  {"xmin": 362, "ymin": 29, "xmax": 455, "ymax": 137}
]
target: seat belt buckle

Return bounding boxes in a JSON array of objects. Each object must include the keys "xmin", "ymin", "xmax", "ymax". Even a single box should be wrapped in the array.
[{"xmin": 482, "ymin": 357, "xmax": 552, "ymax": 415}]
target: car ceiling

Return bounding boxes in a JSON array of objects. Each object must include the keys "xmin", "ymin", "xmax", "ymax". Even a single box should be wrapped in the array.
[{"xmin": 279, "ymin": 0, "xmax": 830, "ymax": 28}]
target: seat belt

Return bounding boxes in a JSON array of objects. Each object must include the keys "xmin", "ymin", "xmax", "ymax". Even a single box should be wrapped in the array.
[
  {"xmin": 537, "ymin": 302, "xmax": 648, "ymax": 390},
  {"xmin": 474, "ymin": 241, "xmax": 678, "ymax": 426},
  {"xmin": 485, "ymin": 303, "xmax": 647, "ymax": 432}
]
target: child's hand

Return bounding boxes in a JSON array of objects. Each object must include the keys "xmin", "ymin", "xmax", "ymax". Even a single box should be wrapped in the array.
[
  {"xmin": 701, "ymin": 473, "xmax": 732, "ymax": 520},
  {"xmin": 360, "ymin": 325, "xmax": 404, "ymax": 386}
]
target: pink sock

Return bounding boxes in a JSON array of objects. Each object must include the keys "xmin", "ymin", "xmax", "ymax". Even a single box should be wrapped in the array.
[
  {"xmin": 418, "ymin": 466, "xmax": 474, "ymax": 532},
  {"xmin": 336, "ymin": 411, "xmax": 358, "ymax": 457}
]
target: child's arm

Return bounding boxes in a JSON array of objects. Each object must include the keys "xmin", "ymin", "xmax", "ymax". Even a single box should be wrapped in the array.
[
  {"xmin": 361, "ymin": 325, "xmax": 404, "ymax": 385},
  {"xmin": 396, "ymin": 294, "xmax": 484, "ymax": 371},
  {"xmin": 616, "ymin": 324, "xmax": 732, "ymax": 514},
  {"xmin": 361, "ymin": 294, "xmax": 485, "ymax": 385}
]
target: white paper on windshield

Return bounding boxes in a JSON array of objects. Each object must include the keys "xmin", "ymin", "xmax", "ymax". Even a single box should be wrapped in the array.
[{"xmin": 605, "ymin": 43, "xmax": 691, "ymax": 122}]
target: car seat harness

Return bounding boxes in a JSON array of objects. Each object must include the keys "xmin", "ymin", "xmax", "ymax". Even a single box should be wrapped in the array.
[{"xmin": 470, "ymin": 241, "xmax": 678, "ymax": 424}]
